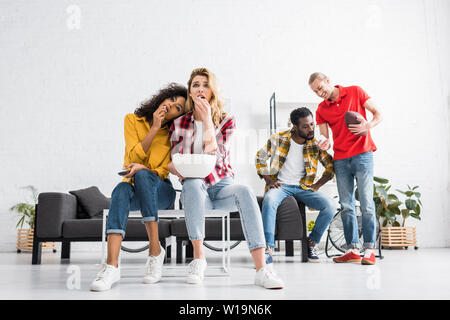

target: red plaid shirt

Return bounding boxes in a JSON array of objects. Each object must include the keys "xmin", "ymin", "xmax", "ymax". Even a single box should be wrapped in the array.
[{"xmin": 169, "ymin": 112, "xmax": 236, "ymax": 187}]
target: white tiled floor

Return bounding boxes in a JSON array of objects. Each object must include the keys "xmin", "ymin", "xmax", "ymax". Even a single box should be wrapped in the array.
[{"xmin": 0, "ymin": 244, "xmax": 449, "ymax": 300}]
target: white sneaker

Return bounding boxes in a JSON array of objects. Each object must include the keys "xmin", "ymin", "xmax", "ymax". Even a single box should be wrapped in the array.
[
  {"xmin": 143, "ymin": 246, "xmax": 165, "ymax": 284},
  {"xmin": 254, "ymin": 267, "xmax": 284, "ymax": 289},
  {"xmin": 185, "ymin": 259, "xmax": 207, "ymax": 284},
  {"xmin": 90, "ymin": 264, "xmax": 120, "ymax": 292}
]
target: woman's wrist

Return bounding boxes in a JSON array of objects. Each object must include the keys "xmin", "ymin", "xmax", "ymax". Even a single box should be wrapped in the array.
[
  {"xmin": 149, "ymin": 125, "xmax": 160, "ymax": 133},
  {"xmin": 203, "ymin": 116, "xmax": 214, "ymax": 127}
]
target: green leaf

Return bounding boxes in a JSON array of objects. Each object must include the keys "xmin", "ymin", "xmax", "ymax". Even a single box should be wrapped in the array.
[
  {"xmin": 10, "ymin": 203, "xmax": 34, "ymax": 214},
  {"xmin": 373, "ymin": 176, "xmax": 389, "ymax": 184},
  {"xmin": 382, "ymin": 219, "xmax": 388, "ymax": 227},
  {"xmin": 412, "ymin": 186, "xmax": 419, "ymax": 190},
  {"xmin": 414, "ymin": 205, "xmax": 421, "ymax": 215},
  {"xmin": 375, "ymin": 186, "xmax": 389, "ymax": 200},
  {"xmin": 385, "ymin": 211, "xmax": 396, "ymax": 222},
  {"xmin": 396, "ymin": 189, "xmax": 407, "ymax": 195},
  {"xmin": 405, "ymin": 191, "xmax": 414, "ymax": 197},
  {"xmin": 374, "ymin": 176, "xmax": 389, "ymax": 184},
  {"xmin": 405, "ymin": 199, "xmax": 417, "ymax": 210},
  {"xmin": 414, "ymin": 192, "xmax": 421, "ymax": 199},
  {"xmin": 388, "ymin": 193, "xmax": 399, "ymax": 199},
  {"xmin": 392, "ymin": 221, "xmax": 401, "ymax": 227},
  {"xmin": 388, "ymin": 200, "xmax": 402, "ymax": 207},
  {"xmin": 388, "ymin": 206, "xmax": 401, "ymax": 215},
  {"xmin": 410, "ymin": 213, "xmax": 421, "ymax": 220},
  {"xmin": 16, "ymin": 216, "xmax": 25, "ymax": 229}
]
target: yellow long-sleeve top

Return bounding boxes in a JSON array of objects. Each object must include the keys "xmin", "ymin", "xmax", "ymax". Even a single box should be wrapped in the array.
[{"xmin": 123, "ymin": 113, "xmax": 171, "ymax": 183}]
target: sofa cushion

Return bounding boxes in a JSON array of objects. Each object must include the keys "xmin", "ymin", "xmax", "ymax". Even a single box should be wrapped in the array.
[
  {"xmin": 62, "ymin": 218, "xmax": 171, "ymax": 239},
  {"xmin": 69, "ymin": 186, "xmax": 110, "ymax": 218}
]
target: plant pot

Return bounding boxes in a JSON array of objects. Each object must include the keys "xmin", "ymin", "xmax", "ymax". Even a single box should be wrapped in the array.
[
  {"xmin": 16, "ymin": 228, "xmax": 56, "ymax": 253},
  {"xmin": 381, "ymin": 226, "xmax": 417, "ymax": 249}
]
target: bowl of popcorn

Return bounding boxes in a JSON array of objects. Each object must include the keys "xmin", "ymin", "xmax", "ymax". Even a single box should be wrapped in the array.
[{"xmin": 172, "ymin": 153, "xmax": 216, "ymax": 178}]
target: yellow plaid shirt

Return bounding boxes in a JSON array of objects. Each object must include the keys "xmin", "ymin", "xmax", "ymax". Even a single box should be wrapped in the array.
[{"xmin": 255, "ymin": 130, "xmax": 334, "ymax": 192}]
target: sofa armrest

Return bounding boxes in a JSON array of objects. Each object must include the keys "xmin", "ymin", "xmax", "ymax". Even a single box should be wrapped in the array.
[
  {"xmin": 294, "ymin": 199, "xmax": 306, "ymax": 217},
  {"xmin": 36, "ymin": 192, "xmax": 77, "ymax": 238},
  {"xmin": 256, "ymin": 195, "xmax": 306, "ymax": 216},
  {"xmin": 257, "ymin": 195, "xmax": 307, "ymax": 240}
]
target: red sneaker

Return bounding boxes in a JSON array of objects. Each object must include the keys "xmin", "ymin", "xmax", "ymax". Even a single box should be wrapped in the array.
[
  {"xmin": 361, "ymin": 250, "xmax": 376, "ymax": 265},
  {"xmin": 333, "ymin": 249, "xmax": 361, "ymax": 263}
]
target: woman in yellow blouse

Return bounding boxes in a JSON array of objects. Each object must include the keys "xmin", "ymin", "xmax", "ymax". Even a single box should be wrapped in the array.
[{"xmin": 91, "ymin": 83, "xmax": 187, "ymax": 291}]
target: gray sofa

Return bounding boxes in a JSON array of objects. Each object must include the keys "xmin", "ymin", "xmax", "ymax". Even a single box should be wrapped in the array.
[
  {"xmin": 32, "ymin": 191, "xmax": 173, "ymax": 264},
  {"xmin": 32, "ymin": 188, "xmax": 307, "ymax": 264}
]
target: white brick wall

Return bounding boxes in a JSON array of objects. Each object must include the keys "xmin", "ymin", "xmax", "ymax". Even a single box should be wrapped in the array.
[{"xmin": 1, "ymin": 0, "xmax": 449, "ymax": 252}]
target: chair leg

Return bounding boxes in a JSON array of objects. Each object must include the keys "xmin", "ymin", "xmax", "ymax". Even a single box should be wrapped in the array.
[
  {"xmin": 185, "ymin": 240, "xmax": 193, "ymax": 260},
  {"xmin": 301, "ymin": 239, "xmax": 308, "ymax": 262},
  {"xmin": 176, "ymin": 239, "xmax": 183, "ymax": 264},
  {"xmin": 274, "ymin": 240, "xmax": 281, "ymax": 252},
  {"xmin": 160, "ymin": 238, "xmax": 167, "ymax": 263},
  {"xmin": 61, "ymin": 241, "xmax": 71, "ymax": 260},
  {"xmin": 32, "ymin": 204, "xmax": 42, "ymax": 265},
  {"xmin": 32, "ymin": 239, "xmax": 42, "ymax": 265},
  {"xmin": 166, "ymin": 244, "xmax": 172, "ymax": 260},
  {"xmin": 285, "ymin": 240, "xmax": 294, "ymax": 257}
]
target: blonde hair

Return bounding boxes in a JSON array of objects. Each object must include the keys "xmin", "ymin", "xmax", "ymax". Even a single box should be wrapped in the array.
[
  {"xmin": 186, "ymin": 67, "xmax": 227, "ymax": 127},
  {"xmin": 308, "ymin": 72, "xmax": 328, "ymax": 85}
]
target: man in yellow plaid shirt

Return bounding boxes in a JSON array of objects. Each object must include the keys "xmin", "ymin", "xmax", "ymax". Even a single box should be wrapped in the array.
[{"xmin": 255, "ymin": 107, "xmax": 337, "ymax": 263}]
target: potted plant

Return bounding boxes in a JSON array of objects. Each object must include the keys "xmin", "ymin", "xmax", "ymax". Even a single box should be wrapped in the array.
[
  {"xmin": 396, "ymin": 185, "xmax": 422, "ymax": 227},
  {"xmin": 9, "ymin": 186, "xmax": 55, "ymax": 253},
  {"xmin": 387, "ymin": 185, "xmax": 421, "ymax": 249},
  {"xmin": 356, "ymin": 177, "xmax": 420, "ymax": 249}
]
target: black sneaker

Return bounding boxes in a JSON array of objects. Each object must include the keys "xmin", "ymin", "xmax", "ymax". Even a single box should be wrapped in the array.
[{"xmin": 307, "ymin": 245, "xmax": 320, "ymax": 263}]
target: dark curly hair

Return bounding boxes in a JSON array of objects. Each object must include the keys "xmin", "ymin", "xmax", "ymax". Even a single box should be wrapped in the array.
[
  {"xmin": 134, "ymin": 82, "xmax": 188, "ymax": 126},
  {"xmin": 290, "ymin": 107, "xmax": 313, "ymax": 127}
]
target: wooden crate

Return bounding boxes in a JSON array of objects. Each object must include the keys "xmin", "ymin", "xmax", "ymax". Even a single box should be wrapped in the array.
[
  {"xmin": 17, "ymin": 229, "xmax": 56, "ymax": 252},
  {"xmin": 381, "ymin": 226, "xmax": 417, "ymax": 248}
]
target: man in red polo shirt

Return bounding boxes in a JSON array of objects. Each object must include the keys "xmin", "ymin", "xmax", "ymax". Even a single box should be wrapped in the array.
[{"xmin": 309, "ymin": 72, "xmax": 382, "ymax": 265}]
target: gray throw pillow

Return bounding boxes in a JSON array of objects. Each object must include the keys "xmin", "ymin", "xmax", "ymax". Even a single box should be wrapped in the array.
[{"xmin": 69, "ymin": 186, "xmax": 110, "ymax": 218}]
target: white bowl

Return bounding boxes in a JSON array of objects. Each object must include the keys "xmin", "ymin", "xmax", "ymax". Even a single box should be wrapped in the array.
[{"xmin": 172, "ymin": 153, "xmax": 216, "ymax": 178}]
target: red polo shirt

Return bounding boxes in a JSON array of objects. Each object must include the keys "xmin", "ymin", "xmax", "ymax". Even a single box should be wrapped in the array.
[{"xmin": 316, "ymin": 85, "xmax": 377, "ymax": 160}]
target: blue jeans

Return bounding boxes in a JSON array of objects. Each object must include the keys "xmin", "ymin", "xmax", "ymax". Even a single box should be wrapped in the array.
[
  {"xmin": 261, "ymin": 184, "xmax": 337, "ymax": 248},
  {"xmin": 334, "ymin": 151, "xmax": 376, "ymax": 249},
  {"xmin": 106, "ymin": 170, "xmax": 176, "ymax": 238},
  {"xmin": 181, "ymin": 177, "xmax": 266, "ymax": 252}
]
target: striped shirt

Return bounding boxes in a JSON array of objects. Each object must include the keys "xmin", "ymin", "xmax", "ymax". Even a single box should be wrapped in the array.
[
  {"xmin": 169, "ymin": 112, "xmax": 235, "ymax": 187},
  {"xmin": 255, "ymin": 130, "xmax": 334, "ymax": 192}
]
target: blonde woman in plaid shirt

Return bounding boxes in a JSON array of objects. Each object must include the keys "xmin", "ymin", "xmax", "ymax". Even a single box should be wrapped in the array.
[
  {"xmin": 256, "ymin": 108, "xmax": 337, "ymax": 263},
  {"xmin": 168, "ymin": 68, "xmax": 284, "ymax": 289}
]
